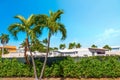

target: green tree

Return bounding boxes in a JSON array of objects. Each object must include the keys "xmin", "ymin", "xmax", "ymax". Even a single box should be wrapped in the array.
[
  {"xmin": 68, "ymin": 42, "xmax": 76, "ymax": 49},
  {"xmin": 76, "ymin": 43, "xmax": 81, "ymax": 48},
  {"xmin": 42, "ymin": 38, "xmax": 48, "ymax": 45},
  {"xmin": 0, "ymin": 33, "xmax": 9, "ymax": 56},
  {"xmin": 103, "ymin": 45, "xmax": 112, "ymax": 50},
  {"xmin": 91, "ymin": 44, "xmax": 97, "ymax": 48},
  {"xmin": 8, "ymin": 14, "xmax": 40, "ymax": 80},
  {"xmin": 31, "ymin": 39, "xmax": 46, "ymax": 52},
  {"xmin": 20, "ymin": 40, "xmax": 26, "ymax": 48},
  {"xmin": 59, "ymin": 44, "xmax": 66, "ymax": 50},
  {"xmin": 36, "ymin": 10, "xmax": 67, "ymax": 80},
  {"xmin": 53, "ymin": 47, "xmax": 58, "ymax": 50}
]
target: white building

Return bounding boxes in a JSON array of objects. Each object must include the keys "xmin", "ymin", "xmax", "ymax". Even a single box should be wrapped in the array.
[
  {"xmin": 106, "ymin": 46, "xmax": 120, "ymax": 56},
  {"xmin": 3, "ymin": 46, "xmax": 120, "ymax": 58},
  {"xmin": 50, "ymin": 48, "xmax": 108, "ymax": 57}
]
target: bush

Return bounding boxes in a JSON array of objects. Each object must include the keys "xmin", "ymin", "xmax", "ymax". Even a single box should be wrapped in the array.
[
  {"xmin": 1, "ymin": 56, "xmax": 120, "ymax": 78},
  {"xmin": 0, "ymin": 58, "xmax": 32, "ymax": 77}
]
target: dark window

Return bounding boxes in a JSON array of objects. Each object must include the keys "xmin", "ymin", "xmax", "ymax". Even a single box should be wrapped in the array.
[{"xmin": 97, "ymin": 52, "xmax": 105, "ymax": 54}]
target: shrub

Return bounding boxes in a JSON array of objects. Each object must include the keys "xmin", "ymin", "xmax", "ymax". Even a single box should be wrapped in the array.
[{"xmin": 1, "ymin": 56, "xmax": 120, "ymax": 78}]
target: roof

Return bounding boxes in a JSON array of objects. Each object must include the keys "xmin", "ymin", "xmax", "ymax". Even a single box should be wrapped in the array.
[
  {"xmin": 88, "ymin": 48, "xmax": 108, "ymax": 51},
  {"xmin": 111, "ymin": 46, "xmax": 120, "ymax": 48},
  {"xmin": 0, "ymin": 45, "xmax": 16, "ymax": 49},
  {"xmin": 56, "ymin": 48, "xmax": 89, "ymax": 53}
]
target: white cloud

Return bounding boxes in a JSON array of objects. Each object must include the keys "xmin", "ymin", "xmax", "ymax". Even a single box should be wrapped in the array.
[
  {"xmin": 103, "ymin": 28, "xmax": 119, "ymax": 37},
  {"xmin": 94, "ymin": 28, "xmax": 120, "ymax": 46}
]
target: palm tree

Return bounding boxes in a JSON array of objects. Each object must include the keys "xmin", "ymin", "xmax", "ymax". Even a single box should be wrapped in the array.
[
  {"xmin": 31, "ymin": 39, "xmax": 46, "ymax": 52},
  {"xmin": 0, "ymin": 33, "xmax": 9, "ymax": 56},
  {"xmin": 91, "ymin": 44, "xmax": 97, "ymax": 48},
  {"xmin": 19, "ymin": 40, "xmax": 30, "ymax": 64},
  {"xmin": 103, "ymin": 45, "xmax": 112, "ymax": 50},
  {"xmin": 76, "ymin": 43, "xmax": 81, "ymax": 48},
  {"xmin": 20, "ymin": 40, "xmax": 26, "ymax": 48},
  {"xmin": 42, "ymin": 38, "xmax": 48, "ymax": 46},
  {"xmin": 59, "ymin": 44, "xmax": 66, "ymax": 50},
  {"xmin": 68, "ymin": 43, "xmax": 73, "ymax": 49},
  {"xmin": 36, "ymin": 10, "xmax": 67, "ymax": 80},
  {"xmin": 8, "ymin": 14, "xmax": 41, "ymax": 80},
  {"xmin": 68, "ymin": 42, "xmax": 76, "ymax": 49},
  {"xmin": 53, "ymin": 47, "xmax": 58, "ymax": 50}
]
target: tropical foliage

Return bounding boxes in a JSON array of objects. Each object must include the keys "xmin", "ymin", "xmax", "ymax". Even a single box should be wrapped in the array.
[
  {"xmin": 8, "ymin": 14, "xmax": 39, "ymax": 79},
  {"xmin": 68, "ymin": 42, "xmax": 76, "ymax": 49},
  {"xmin": 59, "ymin": 44, "xmax": 66, "ymax": 50},
  {"xmin": 1, "ymin": 56, "xmax": 120, "ymax": 78},
  {"xmin": 76, "ymin": 43, "xmax": 81, "ymax": 48},
  {"xmin": 68, "ymin": 42, "xmax": 81, "ymax": 49},
  {"xmin": 35, "ymin": 10, "xmax": 67, "ymax": 80},
  {"xmin": 103, "ymin": 45, "xmax": 112, "ymax": 50},
  {"xmin": 30, "ymin": 39, "xmax": 46, "ymax": 52},
  {"xmin": 42, "ymin": 38, "xmax": 48, "ymax": 45},
  {"xmin": 0, "ymin": 49, "xmax": 9, "ymax": 56},
  {"xmin": 0, "ymin": 33, "xmax": 9, "ymax": 56},
  {"xmin": 91, "ymin": 44, "xmax": 97, "ymax": 48},
  {"xmin": 53, "ymin": 47, "xmax": 58, "ymax": 50}
]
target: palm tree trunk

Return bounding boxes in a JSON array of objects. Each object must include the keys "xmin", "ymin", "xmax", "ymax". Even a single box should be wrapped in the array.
[
  {"xmin": 24, "ymin": 46, "xmax": 30, "ymax": 64},
  {"xmin": 2, "ymin": 44, "xmax": 4, "ymax": 57},
  {"xmin": 26, "ymin": 38, "xmax": 38, "ymax": 80},
  {"xmin": 39, "ymin": 33, "xmax": 50, "ymax": 80}
]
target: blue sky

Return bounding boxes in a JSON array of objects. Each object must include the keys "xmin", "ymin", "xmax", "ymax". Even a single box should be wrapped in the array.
[{"xmin": 0, "ymin": 0, "xmax": 120, "ymax": 48}]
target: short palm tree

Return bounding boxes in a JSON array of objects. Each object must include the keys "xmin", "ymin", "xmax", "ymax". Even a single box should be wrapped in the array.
[
  {"xmin": 42, "ymin": 38, "xmax": 48, "ymax": 46},
  {"xmin": 53, "ymin": 47, "xmax": 58, "ymax": 50},
  {"xmin": 59, "ymin": 44, "xmax": 66, "ymax": 50},
  {"xmin": 0, "ymin": 33, "xmax": 9, "ymax": 56},
  {"xmin": 69, "ymin": 42, "xmax": 76, "ymax": 49},
  {"xmin": 8, "ymin": 14, "xmax": 41, "ymax": 80},
  {"xmin": 36, "ymin": 10, "xmax": 67, "ymax": 80},
  {"xmin": 91, "ymin": 44, "xmax": 97, "ymax": 48},
  {"xmin": 103, "ymin": 45, "xmax": 112, "ymax": 50},
  {"xmin": 76, "ymin": 43, "xmax": 81, "ymax": 48}
]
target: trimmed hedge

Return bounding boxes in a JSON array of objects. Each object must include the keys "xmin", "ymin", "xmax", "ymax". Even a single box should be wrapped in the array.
[
  {"xmin": 1, "ymin": 56, "xmax": 120, "ymax": 78},
  {"xmin": 44, "ymin": 56, "xmax": 120, "ymax": 78}
]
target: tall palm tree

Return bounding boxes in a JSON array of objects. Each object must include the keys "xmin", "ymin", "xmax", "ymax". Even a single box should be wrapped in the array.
[
  {"xmin": 19, "ymin": 40, "xmax": 30, "ymax": 64},
  {"xmin": 0, "ymin": 33, "xmax": 9, "ymax": 56},
  {"xmin": 8, "ymin": 14, "xmax": 41, "ymax": 80},
  {"xmin": 36, "ymin": 10, "xmax": 67, "ymax": 80}
]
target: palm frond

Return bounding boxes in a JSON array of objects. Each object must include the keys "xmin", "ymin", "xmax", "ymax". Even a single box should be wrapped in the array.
[
  {"xmin": 32, "ymin": 26, "xmax": 43, "ymax": 37},
  {"xmin": 11, "ymin": 29, "xmax": 22, "ymax": 40},
  {"xmin": 8, "ymin": 23, "xmax": 25, "ymax": 39},
  {"xmin": 28, "ymin": 30, "xmax": 36, "ymax": 41},
  {"xmin": 49, "ymin": 10, "xmax": 54, "ymax": 17},
  {"xmin": 27, "ymin": 14, "xmax": 35, "ymax": 27},
  {"xmin": 51, "ymin": 10, "xmax": 63, "ymax": 21},
  {"xmin": 58, "ymin": 23, "xmax": 67, "ymax": 40},
  {"xmin": 0, "ymin": 33, "xmax": 10, "ymax": 44},
  {"xmin": 8, "ymin": 23, "xmax": 24, "ymax": 31},
  {"xmin": 14, "ymin": 15, "xmax": 26, "ymax": 25},
  {"xmin": 34, "ymin": 14, "xmax": 48, "ymax": 26}
]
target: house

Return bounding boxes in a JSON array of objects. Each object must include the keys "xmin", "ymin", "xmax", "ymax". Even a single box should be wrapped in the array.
[
  {"xmin": 0, "ymin": 45, "xmax": 17, "ymax": 53},
  {"xmin": 50, "ymin": 48, "xmax": 108, "ymax": 57},
  {"xmin": 106, "ymin": 46, "xmax": 120, "ymax": 56}
]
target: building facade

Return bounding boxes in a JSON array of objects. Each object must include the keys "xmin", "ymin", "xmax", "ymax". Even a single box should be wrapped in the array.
[
  {"xmin": 0, "ymin": 46, "xmax": 17, "ymax": 53},
  {"xmin": 50, "ymin": 48, "xmax": 108, "ymax": 57}
]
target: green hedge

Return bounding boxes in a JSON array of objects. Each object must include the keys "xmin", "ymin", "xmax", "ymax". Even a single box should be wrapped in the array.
[
  {"xmin": 1, "ymin": 56, "xmax": 120, "ymax": 78},
  {"xmin": 44, "ymin": 56, "xmax": 120, "ymax": 78}
]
